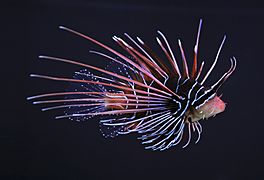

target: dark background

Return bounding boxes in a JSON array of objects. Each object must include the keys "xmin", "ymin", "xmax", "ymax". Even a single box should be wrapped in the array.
[{"xmin": 2, "ymin": 0, "xmax": 264, "ymax": 179}]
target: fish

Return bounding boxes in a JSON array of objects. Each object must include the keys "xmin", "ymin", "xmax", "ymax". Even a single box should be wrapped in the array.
[{"xmin": 27, "ymin": 19, "xmax": 236, "ymax": 151}]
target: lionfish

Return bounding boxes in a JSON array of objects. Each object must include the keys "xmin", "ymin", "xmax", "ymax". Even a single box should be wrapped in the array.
[{"xmin": 28, "ymin": 19, "xmax": 236, "ymax": 151}]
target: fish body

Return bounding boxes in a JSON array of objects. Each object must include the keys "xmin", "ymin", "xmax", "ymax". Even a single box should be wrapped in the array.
[{"xmin": 28, "ymin": 19, "xmax": 236, "ymax": 151}]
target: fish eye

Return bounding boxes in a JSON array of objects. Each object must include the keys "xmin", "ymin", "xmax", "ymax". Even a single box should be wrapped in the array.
[{"xmin": 188, "ymin": 117, "xmax": 192, "ymax": 122}]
